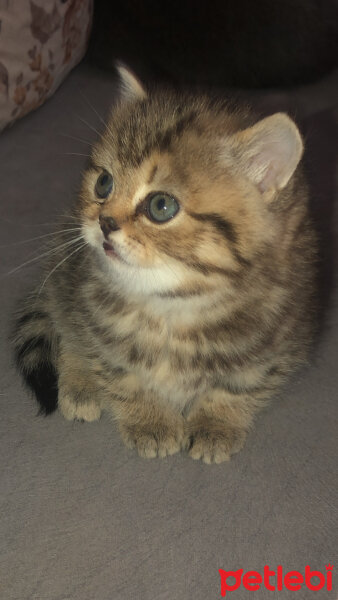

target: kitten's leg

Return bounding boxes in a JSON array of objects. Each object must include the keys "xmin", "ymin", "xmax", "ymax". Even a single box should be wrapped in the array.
[
  {"xmin": 186, "ymin": 390, "xmax": 262, "ymax": 464},
  {"xmin": 58, "ymin": 351, "xmax": 102, "ymax": 422},
  {"xmin": 110, "ymin": 388, "xmax": 185, "ymax": 458}
]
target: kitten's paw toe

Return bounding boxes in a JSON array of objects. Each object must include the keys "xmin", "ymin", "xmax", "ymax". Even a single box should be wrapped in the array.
[
  {"xmin": 129, "ymin": 433, "xmax": 158, "ymax": 459},
  {"xmin": 157, "ymin": 436, "xmax": 182, "ymax": 458},
  {"xmin": 120, "ymin": 422, "xmax": 183, "ymax": 459},
  {"xmin": 189, "ymin": 440, "xmax": 231, "ymax": 464},
  {"xmin": 186, "ymin": 419, "xmax": 246, "ymax": 464},
  {"xmin": 59, "ymin": 393, "xmax": 101, "ymax": 422}
]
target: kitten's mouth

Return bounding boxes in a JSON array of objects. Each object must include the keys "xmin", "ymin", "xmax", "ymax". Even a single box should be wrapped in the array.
[{"xmin": 103, "ymin": 241, "xmax": 122, "ymax": 261}]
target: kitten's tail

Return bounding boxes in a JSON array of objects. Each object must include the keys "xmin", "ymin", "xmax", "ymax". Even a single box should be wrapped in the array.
[{"xmin": 12, "ymin": 306, "xmax": 58, "ymax": 415}]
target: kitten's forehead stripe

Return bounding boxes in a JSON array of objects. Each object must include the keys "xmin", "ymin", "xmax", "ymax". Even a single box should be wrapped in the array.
[
  {"xmin": 147, "ymin": 164, "xmax": 158, "ymax": 185},
  {"xmin": 115, "ymin": 104, "xmax": 199, "ymax": 167},
  {"xmin": 156, "ymin": 111, "xmax": 198, "ymax": 154}
]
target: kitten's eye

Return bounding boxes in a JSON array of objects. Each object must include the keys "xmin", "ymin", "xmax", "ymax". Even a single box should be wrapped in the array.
[
  {"xmin": 147, "ymin": 193, "xmax": 179, "ymax": 223},
  {"xmin": 95, "ymin": 170, "xmax": 114, "ymax": 199}
]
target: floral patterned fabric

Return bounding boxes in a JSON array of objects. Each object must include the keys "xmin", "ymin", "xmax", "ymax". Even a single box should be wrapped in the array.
[{"xmin": 0, "ymin": 0, "xmax": 93, "ymax": 131}]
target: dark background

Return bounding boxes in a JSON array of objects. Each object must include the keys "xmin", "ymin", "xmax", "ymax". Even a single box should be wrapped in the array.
[{"xmin": 88, "ymin": 0, "xmax": 338, "ymax": 88}]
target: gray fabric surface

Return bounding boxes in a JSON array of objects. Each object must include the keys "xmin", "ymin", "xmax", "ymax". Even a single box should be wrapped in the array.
[{"xmin": 0, "ymin": 63, "xmax": 337, "ymax": 600}]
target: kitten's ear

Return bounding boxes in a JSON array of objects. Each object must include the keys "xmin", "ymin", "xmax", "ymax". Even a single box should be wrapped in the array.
[
  {"xmin": 115, "ymin": 62, "xmax": 147, "ymax": 102},
  {"xmin": 230, "ymin": 113, "xmax": 303, "ymax": 198}
]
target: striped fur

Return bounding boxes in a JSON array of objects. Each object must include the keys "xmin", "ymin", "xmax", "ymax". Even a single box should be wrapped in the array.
[
  {"xmin": 12, "ymin": 306, "xmax": 58, "ymax": 415},
  {"xmin": 12, "ymin": 71, "xmax": 317, "ymax": 463}
]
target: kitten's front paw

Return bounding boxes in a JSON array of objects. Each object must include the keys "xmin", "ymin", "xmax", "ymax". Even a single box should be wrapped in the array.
[
  {"xmin": 186, "ymin": 416, "xmax": 247, "ymax": 464},
  {"xmin": 119, "ymin": 421, "xmax": 184, "ymax": 459},
  {"xmin": 58, "ymin": 390, "xmax": 101, "ymax": 422}
]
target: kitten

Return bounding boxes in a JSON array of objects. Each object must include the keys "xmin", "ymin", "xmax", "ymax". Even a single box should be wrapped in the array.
[{"xmin": 12, "ymin": 65, "xmax": 317, "ymax": 463}]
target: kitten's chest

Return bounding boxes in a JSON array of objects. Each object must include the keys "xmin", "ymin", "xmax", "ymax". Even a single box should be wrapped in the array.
[{"xmin": 95, "ymin": 305, "xmax": 210, "ymax": 407}]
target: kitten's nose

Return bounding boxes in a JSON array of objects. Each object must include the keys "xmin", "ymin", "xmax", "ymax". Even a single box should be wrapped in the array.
[{"xmin": 99, "ymin": 215, "xmax": 120, "ymax": 238}]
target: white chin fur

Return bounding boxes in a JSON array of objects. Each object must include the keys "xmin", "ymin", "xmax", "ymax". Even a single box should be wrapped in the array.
[{"xmin": 82, "ymin": 223, "xmax": 184, "ymax": 296}]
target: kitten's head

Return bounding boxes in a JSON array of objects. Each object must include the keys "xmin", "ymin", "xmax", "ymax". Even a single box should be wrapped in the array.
[{"xmin": 80, "ymin": 64, "xmax": 303, "ymax": 299}]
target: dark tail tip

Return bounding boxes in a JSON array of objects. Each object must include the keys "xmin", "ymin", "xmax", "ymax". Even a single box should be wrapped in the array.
[
  {"xmin": 24, "ymin": 364, "xmax": 58, "ymax": 415},
  {"xmin": 14, "ymin": 334, "xmax": 58, "ymax": 416},
  {"xmin": 23, "ymin": 363, "xmax": 58, "ymax": 416}
]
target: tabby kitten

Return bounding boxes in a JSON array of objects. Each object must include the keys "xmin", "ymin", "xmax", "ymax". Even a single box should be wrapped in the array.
[{"xmin": 13, "ymin": 66, "xmax": 317, "ymax": 463}]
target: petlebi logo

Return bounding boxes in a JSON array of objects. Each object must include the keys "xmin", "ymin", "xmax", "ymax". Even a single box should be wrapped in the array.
[{"xmin": 219, "ymin": 564, "xmax": 334, "ymax": 596}]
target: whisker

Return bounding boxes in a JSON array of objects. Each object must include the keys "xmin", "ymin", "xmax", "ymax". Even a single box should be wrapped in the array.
[
  {"xmin": 92, "ymin": 286, "xmax": 113, "ymax": 317},
  {"xmin": 37, "ymin": 241, "xmax": 88, "ymax": 295},
  {"xmin": 58, "ymin": 133, "xmax": 92, "ymax": 145},
  {"xmin": 43, "ymin": 235, "xmax": 85, "ymax": 255},
  {"xmin": 62, "ymin": 152, "xmax": 92, "ymax": 158},
  {"xmin": 0, "ymin": 228, "xmax": 82, "ymax": 248},
  {"xmin": 15, "ymin": 233, "xmax": 84, "ymax": 263},
  {"xmin": 57, "ymin": 214, "xmax": 82, "ymax": 222},
  {"xmin": 2, "ymin": 235, "xmax": 84, "ymax": 278},
  {"xmin": 76, "ymin": 115, "xmax": 102, "ymax": 138},
  {"xmin": 0, "ymin": 217, "xmax": 79, "ymax": 228},
  {"xmin": 78, "ymin": 89, "xmax": 109, "ymax": 130}
]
